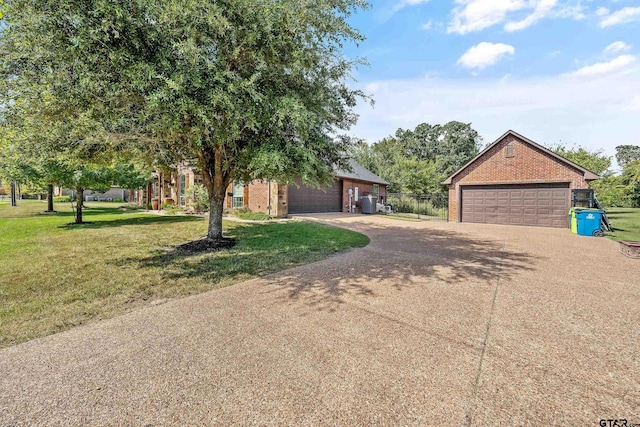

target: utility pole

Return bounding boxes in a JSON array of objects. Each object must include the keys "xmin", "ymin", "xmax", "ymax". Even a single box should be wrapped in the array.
[{"xmin": 10, "ymin": 181, "xmax": 17, "ymax": 207}]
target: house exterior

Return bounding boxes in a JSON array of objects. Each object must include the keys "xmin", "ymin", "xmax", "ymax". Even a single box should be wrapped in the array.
[
  {"xmin": 443, "ymin": 130, "xmax": 599, "ymax": 228},
  {"xmin": 171, "ymin": 160, "xmax": 388, "ymax": 217}
]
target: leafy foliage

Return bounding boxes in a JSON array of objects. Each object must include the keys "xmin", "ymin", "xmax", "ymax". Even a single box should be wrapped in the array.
[
  {"xmin": 615, "ymin": 145, "xmax": 640, "ymax": 168},
  {"xmin": 622, "ymin": 161, "xmax": 640, "ymax": 208},
  {"xmin": 185, "ymin": 184, "xmax": 210, "ymax": 214},
  {"xmin": 1, "ymin": 0, "xmax": 369, "ymax": 239},
  {"xmin": 548, "ymin": 144, "xmax": 612, "ymax": 176},
  {"xmin": 351, "ymin": 121, "xmax": 482, "ymax": 194},
  {"xmin": 547, "ymin": 143, "xmax": 640, "ymax": 208}
]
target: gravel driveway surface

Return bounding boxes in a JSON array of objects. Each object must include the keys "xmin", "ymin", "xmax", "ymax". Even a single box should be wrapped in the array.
[{"xmin": 1, "ymin": 215, "xmax": 638, "ymax": 426}]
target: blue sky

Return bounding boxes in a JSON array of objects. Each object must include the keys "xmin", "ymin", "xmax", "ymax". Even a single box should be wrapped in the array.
[{"xmin": 344, "ymin": 0, "xmax": 640, "ymax": 171}]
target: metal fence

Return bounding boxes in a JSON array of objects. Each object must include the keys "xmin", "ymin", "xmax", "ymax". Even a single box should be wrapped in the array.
[{"xmin": 386, "ymin": 193, "xmax": 448, "ymax": 221}]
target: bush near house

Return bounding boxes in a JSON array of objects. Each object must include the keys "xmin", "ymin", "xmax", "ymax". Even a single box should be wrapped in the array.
[{"xmin": 185, "ymin": 184, "xmax": 210, "ymax": 214}]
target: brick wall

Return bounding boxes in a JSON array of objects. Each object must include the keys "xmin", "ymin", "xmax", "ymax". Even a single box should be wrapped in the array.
[
  {"xmin": 248, "ymin": 181, "xmax": 269, "ymax": 212},
  {"xmin": 448, "ymin": 134, "xmax": 591, "ymax": 222},
  {"xmin": 223, "ymin": 181, "xmax": 288, "ymax": 217},
  {"xmin": 341, "ymin": 179, "xmax": 387, "ymax": 213}
]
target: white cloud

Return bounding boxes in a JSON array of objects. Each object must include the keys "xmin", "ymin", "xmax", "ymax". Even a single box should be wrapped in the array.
[
  {"xmin": 448, "ymin": 0, "xmax": 585, "ymax": 34},
  {"xmin": 457, "ymin": 42, "xmax": 515, "ymax": 70},
  {"xmin": 604, "ymin": 41, "xmax": 632, "ymax": 54},
  {"xmin": 568, "ymin": 55, "xmax": 636, "ymax": 77},
  {"xmin": 553, "ymin": 3, "xmax": 585, "ymax": 20},
  {"xmin": 350, "ymin": 65, "xmax": 640, "ymax": 166},
  {"xmin": 505, "ymin": 0, "xmax": 557, "ymax": 32},
  {"xmin": 421, "ymin": 20, "xmax": 433, "ymax": 30},
  {"xmin": 393, "ymin": 0, "xmax": 431, "ymax": 12},
  {"xmin": 599, "ymin": 7, "xmax": 640, "ymax": 27},
  {"xmin": 448, "ymin": 0, "xmax": 525, "ymax": 34},
  {"xmin": 595, "ymin": 7, "xmax": 609, "ymax": 17}
]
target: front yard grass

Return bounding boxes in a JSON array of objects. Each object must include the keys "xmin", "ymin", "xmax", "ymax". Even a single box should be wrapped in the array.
[
  {"xmin": 605, "ymin": 208, "xmax": 640, "ymax": 241},
  {"xmin": 0, "ymin": 201, "xmax": 369, "ymax": 348}
]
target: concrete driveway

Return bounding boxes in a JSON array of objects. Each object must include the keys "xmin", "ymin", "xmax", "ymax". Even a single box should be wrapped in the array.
[{"xmin": 1, "ymin": 215, "xmax": 638, "ymax": 426}]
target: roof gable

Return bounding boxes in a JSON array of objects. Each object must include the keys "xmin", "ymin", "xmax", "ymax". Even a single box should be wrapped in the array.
[
  {"xmin": 442, "ymin": 130, "xmax": 600, "ymax": 185},
  {"xmin": 336, "ymin": 160, "xmax": 389, "ymax": 185}
]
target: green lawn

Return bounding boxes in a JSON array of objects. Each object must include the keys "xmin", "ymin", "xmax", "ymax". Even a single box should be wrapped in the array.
[
  {"xmin": 0, "ymin": 200, "xmax": 369, "ymax": 348},
  {"xmin": 605, "ymin": 208, "xmax": 640, "ymax": 241}
]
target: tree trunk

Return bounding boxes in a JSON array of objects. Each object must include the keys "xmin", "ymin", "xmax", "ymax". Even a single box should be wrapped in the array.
[
  {"xmin": 208, "ymin": 193, "xmax": 225, "ymax": 240},
  {"xmin": 10, "ymin": 182, "xmax": 17, "ymax": 207},
  {"xmin": 75, "ymin": 187, "xmax": 84, "ymax": 224},
  {"xmin": 46, "ymin": 184, "xmax": 55, "ymax": 212},
  {"xmin": 200, "ymin": 145, "xmax": 231, "ymax": 241}
]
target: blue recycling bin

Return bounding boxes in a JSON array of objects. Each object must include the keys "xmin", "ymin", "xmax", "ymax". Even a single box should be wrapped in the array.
[{"xmin": 575, "ymin": 209, "xmax": 604, "ymax": 237}]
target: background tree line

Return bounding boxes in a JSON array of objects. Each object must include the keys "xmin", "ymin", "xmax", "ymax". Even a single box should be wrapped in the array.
[
  {"xmin": 351, "ymin": 121, "xmax": 482, "ymax": 195},
  {"xmin": 550, "ymin": 144, "xmax": 640, "ymax": 208}
]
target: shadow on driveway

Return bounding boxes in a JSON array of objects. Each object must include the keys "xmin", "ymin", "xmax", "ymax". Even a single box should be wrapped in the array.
[{"xmin": 128, "ymin": 220, "xmax": 538, "ymax": 312}]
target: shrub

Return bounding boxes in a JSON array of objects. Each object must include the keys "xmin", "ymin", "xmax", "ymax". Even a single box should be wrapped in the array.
[
  {"xmin": 53, "ymin": 196, "xmax": 72, "ymax": 202},
  {"xmin": 185, "ymin": 184, "xmax": 210, "ymax": 213},
  {"xmin": 386, "ymin": 194, "xmax": 447, "ymax": 218},
  {"xmin": 119, "ymin": 203, "xmax": 144, "ymax": 211},
  {"xmin": 164, "ymin": 205, "xmax": 184, "ymax": 215},
  {"xmin": 236, "ymin": 211, "xmax": 271, "ymax": 221},
  {"xmin": 224, "ymin": 206, "xmax": 250, "ymax": 216}
]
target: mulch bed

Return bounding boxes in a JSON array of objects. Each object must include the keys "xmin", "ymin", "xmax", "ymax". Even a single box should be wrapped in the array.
[{"xmin": 174, "ymin": 237, "xmax": 236, "ymax": 254}]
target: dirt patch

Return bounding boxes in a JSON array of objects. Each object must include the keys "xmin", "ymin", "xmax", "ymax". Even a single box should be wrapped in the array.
[{"xmin": 174, "ymin": 237, "xmax": 236, "ymax": 254}]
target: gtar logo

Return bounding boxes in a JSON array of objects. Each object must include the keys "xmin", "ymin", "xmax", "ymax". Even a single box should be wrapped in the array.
[{"xmin": 587, "ymin": 214, "xmax": 595, "ymax": 219}]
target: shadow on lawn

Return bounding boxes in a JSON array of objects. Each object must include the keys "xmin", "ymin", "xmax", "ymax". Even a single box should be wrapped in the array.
[
  {"xmin": 63, "ymin": 215, "xmax": 202, "ymax": 229},
  {"xmin": 123, "ymin": 220, "xmax": 538, "ymax": 312},
  {"xmin": 118, "ymin": 221, "xmax": 345, "ymax": 284},
  {"xmin": 57, "ymin": 205, "xmax": 203, "ymax": 229}
]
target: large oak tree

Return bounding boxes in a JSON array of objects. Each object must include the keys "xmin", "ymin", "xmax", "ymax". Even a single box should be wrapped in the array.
[{"xmin": 0, "ymin": 0, "xmax": 368, "ymax": 241}]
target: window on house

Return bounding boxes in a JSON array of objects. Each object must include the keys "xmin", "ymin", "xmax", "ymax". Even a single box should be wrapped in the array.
[
  {"xmin": 232, "ymin": 182, "xmax": 244, "ymax": 207},
  {"xmin": 505, "ymin": 143, "xmax": 515, "ymax": 158},
  {"xmin": 373, "ymin": 184, "xmax": 380, "ymax": 202}
]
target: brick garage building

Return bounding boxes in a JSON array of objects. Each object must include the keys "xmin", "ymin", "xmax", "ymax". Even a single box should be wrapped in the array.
[{"xmin": 443, "ymin": 130, "xmax": 600, "ymax": 228}]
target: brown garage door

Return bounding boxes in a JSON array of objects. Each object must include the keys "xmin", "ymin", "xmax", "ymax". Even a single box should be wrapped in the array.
[
  {"xmin": 461, "ymin": 184, "xmax": 570, "ymax": 228},
  {"xmin": 288, "ymin": 179, "xmax": 343, "ymax": 214}
]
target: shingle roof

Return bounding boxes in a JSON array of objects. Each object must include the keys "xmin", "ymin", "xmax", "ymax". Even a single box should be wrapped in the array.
[{"xmin": 336, "ymin": 160, "xmax": 389, "ymax": 185}]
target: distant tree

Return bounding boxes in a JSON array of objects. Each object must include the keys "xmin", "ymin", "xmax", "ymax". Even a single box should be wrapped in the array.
[
  {"xmin": 546, "ymin": 143, "xmax": 637, "ymax": 206},
  {"xmin": 549, "ymin": 144, "xmax": 612, "ymax": 176},
  {"xmin": 615, "ymin": 145, "xmax": 640, "ymax": 168},
  {"xmin": 590, "ymin": 175, "xmax": 631, "ymax": 208},
  {"xmin": 351, "ymin": 121, "xmax": 481, "ymax": 195},
  {"xmin": 621, "ymin": 160, "xmax": 640, "ymax": 208}
]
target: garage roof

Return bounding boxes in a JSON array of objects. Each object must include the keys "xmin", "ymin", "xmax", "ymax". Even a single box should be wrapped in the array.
[
  {"xmin": 442, "ymin": 130, "xmax": 601, "ymax": 185},
  {"xmin": 336, "ymin": 160, "xmax": 389, "ymax": 185}
]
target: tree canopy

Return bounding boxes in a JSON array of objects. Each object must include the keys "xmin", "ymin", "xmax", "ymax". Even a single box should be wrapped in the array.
[
  {"xmin": 615, "ymin": 145, "xmax": 640, "ymax": 168},
  {"xmin": 1, "ymin": 0, "xmax": 369, "ymax": 240},
  {"xmin": 351, "ymin": 121, "xmax": 482, "ymax": 194},
  {"xmin": 548, "ymin": 144, "xmax": 612, "ymax": 176},
  {"xmin": 548, "ymin": 142, "xmax": 640, "ymax": 208}
]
